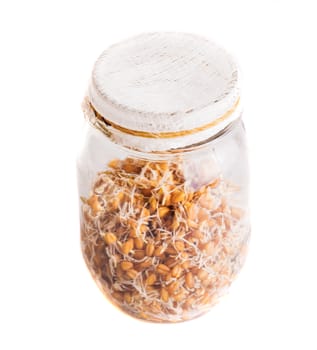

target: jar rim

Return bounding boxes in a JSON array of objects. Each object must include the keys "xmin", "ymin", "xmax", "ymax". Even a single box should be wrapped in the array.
[{"xmin": 83, "ymin": 94, "xmax": 242, "ymax": 157}]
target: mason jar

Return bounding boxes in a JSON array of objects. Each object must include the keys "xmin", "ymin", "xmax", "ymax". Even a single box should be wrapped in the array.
[{"xmin": 77, "ymin": 32, "xmax": 250, "ymax": 323}]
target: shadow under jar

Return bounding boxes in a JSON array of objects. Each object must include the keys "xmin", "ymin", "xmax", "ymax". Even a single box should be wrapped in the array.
[{"xmin": 77, "ymin": 32, "xmax": 250, "ymax": 323}]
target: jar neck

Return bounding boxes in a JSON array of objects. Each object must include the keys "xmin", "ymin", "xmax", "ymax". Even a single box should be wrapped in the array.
[{"xmin": 82, "ymin": 96, "xmax": 243, "ymax": 153}]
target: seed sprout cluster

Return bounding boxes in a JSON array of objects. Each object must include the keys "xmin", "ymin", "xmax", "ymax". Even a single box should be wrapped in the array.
[{"xmin": 81, "ymin": 157, "xmax": 249, "ymax": 322}]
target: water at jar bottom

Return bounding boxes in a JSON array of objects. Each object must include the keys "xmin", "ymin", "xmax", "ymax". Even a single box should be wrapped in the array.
[{"xmin": 80, "ymin": 157, "xmax": 250, "ymax": 323}]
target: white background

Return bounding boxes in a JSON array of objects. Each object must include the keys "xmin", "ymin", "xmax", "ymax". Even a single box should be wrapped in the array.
[{"xmin": 0, "ymin": 1, "xmax": 316, "ymax": 349}]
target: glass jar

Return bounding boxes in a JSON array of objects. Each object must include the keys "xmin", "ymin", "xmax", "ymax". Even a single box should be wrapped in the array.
[{"xmin": 77, "ymin": 32, "xmax": 250, "ymax": 323}]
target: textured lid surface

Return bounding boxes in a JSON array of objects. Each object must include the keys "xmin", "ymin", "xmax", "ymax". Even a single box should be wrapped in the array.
[{"xmin": 88, "ymin": 32, "xmax": 240, "ymax": 135}]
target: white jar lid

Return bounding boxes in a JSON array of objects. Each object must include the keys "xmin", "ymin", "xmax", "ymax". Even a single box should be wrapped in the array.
[{"xmin": 87, "ymin": 32, "xmax": 241, "ymax": 151}]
